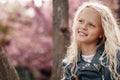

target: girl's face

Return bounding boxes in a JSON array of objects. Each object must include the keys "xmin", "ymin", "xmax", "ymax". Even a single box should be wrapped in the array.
[{"xmin": 75, "ymin": 7, "xmax": 104, "ymax": 45}]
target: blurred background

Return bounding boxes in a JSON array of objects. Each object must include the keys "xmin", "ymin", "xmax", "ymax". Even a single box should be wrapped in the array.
[{"xmin": 0, "ymin": 0, "xmax": 119, "ymax": 80}]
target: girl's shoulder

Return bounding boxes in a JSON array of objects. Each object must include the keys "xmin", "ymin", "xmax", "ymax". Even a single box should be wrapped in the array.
[
  {"xmin": 62, "ymin": 58, "xmax": 72, "ymax": 68},
  {"xmin": 62, "ymin": 59, "xmax": 74, "ymax": 80},
  {"xmin": 117, "ymin": 48, "xmax": 120, "ymax": 74},
  {"xmin": 117, "ymin": 48, "xmax": 120, "ymax": 61}
]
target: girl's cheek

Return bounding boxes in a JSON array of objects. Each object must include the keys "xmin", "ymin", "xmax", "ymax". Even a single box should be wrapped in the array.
[
  {"xmin": 75, "ymin": 25, "xmax": 80, "ymax": 30},
  {"xmin": 75, "ymin": 26, "xmax": 80, "ymax": 31}
]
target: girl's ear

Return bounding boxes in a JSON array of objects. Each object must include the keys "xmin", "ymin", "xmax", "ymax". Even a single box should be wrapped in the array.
[
  {"xmin": 97, "ymin": 35, "xmax": 103, "ymax": 45},
  {"xmin": 99, "ymin": 35, "xmax": 103, "ymax": 39}
]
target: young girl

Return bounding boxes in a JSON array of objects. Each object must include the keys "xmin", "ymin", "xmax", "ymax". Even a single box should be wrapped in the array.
[{"xmin": 62, "ymin": 2, "xmax": 120, "ymax": 80}]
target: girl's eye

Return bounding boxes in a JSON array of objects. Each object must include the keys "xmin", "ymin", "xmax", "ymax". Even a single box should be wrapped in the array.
[
  {"xmin": 89, "ymin": 23, "xmax": 96, "ymax": 28},
  {"xmin": 78, "ymin": 19, "xmax": 84, "ymax": 24},
  {"xmin": 79, "ymin": 20, "xmax": 83, "ymax": 23}
]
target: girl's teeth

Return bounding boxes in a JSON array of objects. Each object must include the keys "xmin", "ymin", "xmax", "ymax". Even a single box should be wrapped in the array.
[{"xmin": 79, "ymin": 31, "xmax": 88, "ymax": 36}]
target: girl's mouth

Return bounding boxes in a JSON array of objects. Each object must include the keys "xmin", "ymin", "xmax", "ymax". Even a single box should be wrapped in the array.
[{"xmin": 78, "ymin": 31, "xmax": 88, "ymax": 36}]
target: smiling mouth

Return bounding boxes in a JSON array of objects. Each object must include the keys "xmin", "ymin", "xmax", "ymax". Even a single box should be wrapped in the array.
[{"xmin": 78, "ymin": 31, "xmax": 88, "ymax": 36}]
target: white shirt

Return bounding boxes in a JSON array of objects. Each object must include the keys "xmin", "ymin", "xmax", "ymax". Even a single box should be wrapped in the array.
[{"xmin": 81, "ymin": 54, "xmax": 95, "ymax": 63}]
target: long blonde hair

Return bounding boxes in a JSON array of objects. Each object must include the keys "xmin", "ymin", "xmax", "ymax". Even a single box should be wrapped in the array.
[{"xmin": 64, "ymin": 2, "xmax": 120, "ymax": 79}]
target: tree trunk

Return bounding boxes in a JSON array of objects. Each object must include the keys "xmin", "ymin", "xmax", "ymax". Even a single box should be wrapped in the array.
[
  {"xmin": 0, "ymin": 47, "xmax": 20, "ymax": 80},
  {"xmin": 51, "ymin": 0, "xmax": 69, "ymax": 80},
  {"xmin": 118, "ymin": 0, "xmax": 120, "ymax": 19}
]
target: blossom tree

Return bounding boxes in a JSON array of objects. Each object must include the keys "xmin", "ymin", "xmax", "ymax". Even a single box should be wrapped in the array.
[{"xmin": 0, "ymin": 0, "xmax": 53, "ymax": 79}]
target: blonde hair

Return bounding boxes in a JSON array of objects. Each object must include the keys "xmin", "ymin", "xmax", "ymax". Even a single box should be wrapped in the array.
[{"xmin": 64, "ymin": 1, "xmax": 120, "ymax": 80}]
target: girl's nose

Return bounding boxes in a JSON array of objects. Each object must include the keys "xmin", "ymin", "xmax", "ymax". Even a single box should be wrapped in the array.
[{"xmin": 80, "ymin": 23, "xmax": 88, "ymax": 30}]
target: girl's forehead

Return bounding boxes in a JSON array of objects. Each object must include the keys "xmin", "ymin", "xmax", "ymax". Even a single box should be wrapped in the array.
[
  {"xmin": 79, "ymin": 7, "xmax": 101, "ymax": 18},
  {"xmin": 77, "ymin": 7, "xmax": 102, "ymax": 27}
]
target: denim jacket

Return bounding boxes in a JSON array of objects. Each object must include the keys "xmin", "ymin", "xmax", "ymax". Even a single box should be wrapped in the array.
[{"xmin": 62, "ymin": 45, "xmax": 120, "ymax": 80}]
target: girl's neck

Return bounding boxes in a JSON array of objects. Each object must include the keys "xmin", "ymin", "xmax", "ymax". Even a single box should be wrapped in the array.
[{"xmin": 79, "ymin": 43, "xmax": 97, "ymax": 55}]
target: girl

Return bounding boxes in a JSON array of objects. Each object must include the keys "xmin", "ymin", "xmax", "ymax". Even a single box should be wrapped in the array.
[{"xmin": 62, "ymin": 2, "xmax": 120, "ymax": 80}]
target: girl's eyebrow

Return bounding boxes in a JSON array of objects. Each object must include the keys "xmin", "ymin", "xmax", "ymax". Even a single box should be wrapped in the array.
[{"xmin": 78, "ymin": 18, "xmax": 84, "ymax": 21}]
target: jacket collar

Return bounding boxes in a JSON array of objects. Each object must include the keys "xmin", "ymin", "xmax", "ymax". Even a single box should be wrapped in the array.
[{"xmin": 77, "ymin": 44, "xmax": 105, "ymax": 63}]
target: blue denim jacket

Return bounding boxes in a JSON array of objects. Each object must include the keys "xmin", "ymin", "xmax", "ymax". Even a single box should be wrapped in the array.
[{"xmin": 62, "ymin": 45, "xmax": 120, "ymax": 80}]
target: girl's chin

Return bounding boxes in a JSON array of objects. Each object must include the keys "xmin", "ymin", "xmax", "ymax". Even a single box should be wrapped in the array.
[
  {"xmin": 76, "ymin": 39, "xmax": 87, "ymax": 43},
  {"xmin": 76, "ymin": 37, "xmax": 87, "ymax": 41}
]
